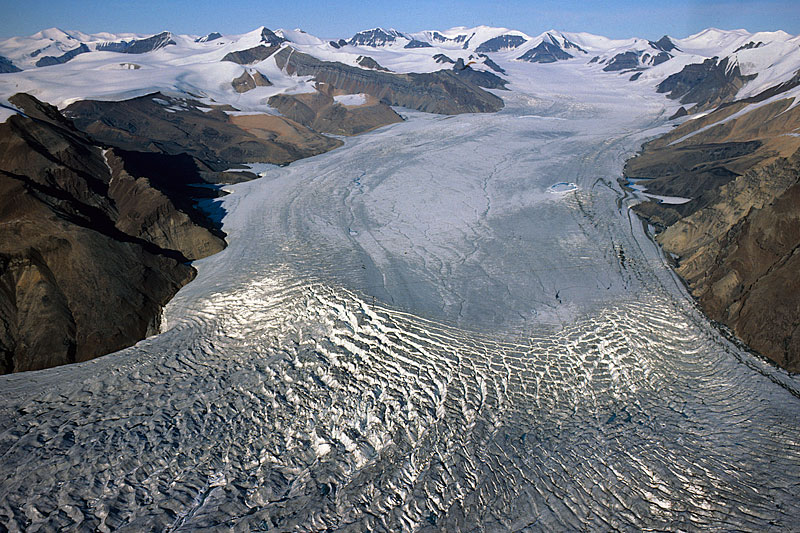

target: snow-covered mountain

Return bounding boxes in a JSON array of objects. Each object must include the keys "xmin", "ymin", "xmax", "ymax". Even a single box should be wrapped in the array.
[
  {"xmin": 3, "ymin": 20, "xmax": 800, "ymax": 531},
  {"xmin": 1, "ymin": 24, "xmax": 798, "ymax": 118}
]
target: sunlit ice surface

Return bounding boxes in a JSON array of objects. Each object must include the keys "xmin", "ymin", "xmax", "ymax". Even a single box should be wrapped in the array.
[{"xmin": 2, "ymin": 61, "xmax": 800, "ymax": 531}]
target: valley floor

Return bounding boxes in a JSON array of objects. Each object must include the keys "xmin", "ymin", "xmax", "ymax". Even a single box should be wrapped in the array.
[{"xmin": 1, "ymin": 61, "xmax": 799, "ymax": 531}]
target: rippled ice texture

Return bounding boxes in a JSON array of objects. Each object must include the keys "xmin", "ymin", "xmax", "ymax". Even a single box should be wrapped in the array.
[{"xmin": 2, "ymin": 62, "xmax": 800, "ymax": 532}]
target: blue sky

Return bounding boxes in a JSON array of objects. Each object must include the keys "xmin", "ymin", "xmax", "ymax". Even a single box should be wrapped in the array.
[{"xmin": 1, "ymin": 0, "xmax": 798, "ymax": 40}]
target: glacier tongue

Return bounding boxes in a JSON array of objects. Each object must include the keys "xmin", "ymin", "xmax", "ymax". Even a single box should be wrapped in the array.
[{"xmin": 2, "ymin": 55, "xmax": 800, "ymax": 532}]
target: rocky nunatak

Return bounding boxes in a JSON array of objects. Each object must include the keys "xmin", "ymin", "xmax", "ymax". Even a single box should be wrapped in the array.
[{"xmin": 625, "ymin": 79, "xmax": 800, "ymax": 372}]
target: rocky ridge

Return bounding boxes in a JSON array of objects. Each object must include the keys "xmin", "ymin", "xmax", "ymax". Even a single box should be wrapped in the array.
[
  {"xmin": 268, "ymin": 84, "xmax": 403, "ymax": 136},
  {"xmin": 625, "ymin": 77, "xmax": 800, "ymax": 371},
  {"xmin": 2, "ymin": 24, "xmax": 799, "ymax": 373},
  {"xmin": 0, "ymin": 94, "xmax": 224, "ymax": 373},
  {"xmin": 272, "ymin": 47, "xmax": 505, "ymax": 114},
  {"xmin": 63, "ymin": 92, "xmax": 342, "ymax": 180}
]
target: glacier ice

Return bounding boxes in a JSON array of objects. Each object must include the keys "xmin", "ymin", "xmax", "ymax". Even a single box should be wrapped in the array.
[{"xmin": 1, "ymin": 59, "xmax": 800, "ymax": 532}]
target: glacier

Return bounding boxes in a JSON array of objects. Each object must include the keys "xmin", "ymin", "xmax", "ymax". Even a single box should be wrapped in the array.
[{"xmin": 1, "ymin": 54, "xmax": 800, "ymax": 532}]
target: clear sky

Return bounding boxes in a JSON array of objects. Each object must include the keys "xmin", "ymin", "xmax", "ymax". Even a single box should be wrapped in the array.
[{"xmin": 1, "ymin": 0, "xmax": 798, "ymax": 40}]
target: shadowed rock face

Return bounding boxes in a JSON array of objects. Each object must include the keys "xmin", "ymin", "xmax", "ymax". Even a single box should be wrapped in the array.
[
  {"xmin": 434, "ymin": 53, "xmax": 454, "ymax": 64},
  {"xmin": 196, "ymin": 32, "xmax": 222, "ymax": 43},
  {"xmin": 258, "ymin": 27, "xmax": 286, "ymax": 47},
  {"xmin": 0, "ymin": 94, "xmax": 230, "ymax": 373},
  {"xmin": 431, "ymin": 31, "xmax": 470, "ymax": 45},
  {"xmin": 657, "ymin": 57, "xmax": 756, "ymax": 110},
  {"xmin": 735, "ymin": 41, "xmax": 763, "ymax": 52},
  {"xmin": 349, "ymin": 28, "xmax": 404, "ymax": 47},
  {"xmin": 35, "ymin": 43, "xmax": 90, "ymax": 67},
  {"xmin": 0, "ymin": 56, "xmax": 21, "ymax": 73},
  {"xmin": 479, "ymin": 54, "xmax": 506, "ymax": 74},
  {"xmin": 404, "ymin": 40, "xmax": 432, "ymax": 49},
  {"xmin": 626, "ymin": 140, "xmax": 764, "ymax": 225},
  {"xmin": 221, "ymin": 44, "xmax": 281, "ymax": 65},
  {"xmin": 647, "ymin": 51, "xmax": 672, "ymax": 66},
  {"xmin": 475, "ymin": 34, "xmax": 527, "ymax": 53},
  {"xmin": 603, "ymin": 49, "xmax": 671, "ymax": 72},
  {"xmin": 451, "ymin": 59, "xmax": 508, "ymax": 89},
  {"xmin": 356, "ymin": 55, "xmax": 390, "ymax": 71},
  {"xmin": 650, "ymin": 35, "xmax": 679, "ymax": 52},
  {"xmin": 273, "ymin": 47, "xmax": 504, "ymax": 114},
  {"xmin": 517, "ymin": 41, "xmax": 573, "ymax": 63},
  {"xmin": 64, "ymin": 92, "xmax": 341, "ymax": 175},
  {"xmin": 96, "ymin": 31, "xmax": 176, "ymax": 54},
  {"xmin": 603, "ymin": 51, "xmax": 640, "ymax": 71}
]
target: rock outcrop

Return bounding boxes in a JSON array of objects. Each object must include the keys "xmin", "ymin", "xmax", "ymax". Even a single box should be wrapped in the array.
[
  {"xmin": 0, "ymin": 94, "xmax": 227, "ymax": 373},
  {"xmin": 602, "ymin": 49, "xmax": 671, "ymax": 72},
  {"xmin": 649, "ymin": 35, "xmax": 679, "ymax": 52},
  {"xmin": 64, "ymin": 92, "xmax": 342, "ymax": 177},
  {"xmin": 257, "ymin": 27, "xmax": 286, "ymax": 47},
  {"xmin": 196, "ymin": 32, "xmax": 222, "ymax": 43},
  {"xmin": 625, "ymin": 85, "xmax": 800, "ymax": 371},
  {"xmin": 602, "ymin": 51, "xmax": 641, "ymax": 71},
  {"xmin": 451, "ymin": 59, "xmax": 508, "ymax": 89},
  {"xmin": 96, "ymin": 31, "xmax": 176, "ymax": 54},
  {"xmin": 272, "ymin": 47, "xmax": 504, "ymax": 114},
  {"xmin": 0, "ymin": 56, "xmax": 21, "ymax": 73},
  {"xmin": 475, "ymin": 34, "xmax": 527, "ymax": 53},
  {"xmin": 268, "ymin": 85, "xmax": 403, "ymax": 135},
  {"xmin": 433, "ymin": 53, "xmax": 454, "ymax": 64},
  {"xmin": 349, "ymin": 28, "xmax": 404, "ymax": 47},
  {"xmin": 656, "ymin": 57, "xmax": 756, "ymax": 110},
  {"xmin": 404, "ymin": 40, "xmax": 432, "ymax": 49},
  {"xmin": 35, "ymin": 43, "xmax": 90, "ymax": 67},
  {"xmin": 221, "ymin": 44, "xmax": 281, "ymax": 65},
  {"xmin": 231, "ymin": 69, "xmax": 272, "ymax": 92},
  {"xmin": 356, "ymin": 55, "xmax": 390, "ymax": 71},
  {"xmin": 643, "ymin": 151, "xmax": 800, "ymax": 372},
  {"xmin": 518, "ymin": 41, "xmax": 573, "ymax": 63}
]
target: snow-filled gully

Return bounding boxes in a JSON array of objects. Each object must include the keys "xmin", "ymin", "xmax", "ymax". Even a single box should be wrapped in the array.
[{"xmin": 1, "ymin": 62, "xmax": 800, "ymax": 531}]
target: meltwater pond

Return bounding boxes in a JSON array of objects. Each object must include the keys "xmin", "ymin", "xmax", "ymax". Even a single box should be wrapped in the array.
[{"xmin": 2, "ymin": 62, "xmax": 800, "ymax": 532}]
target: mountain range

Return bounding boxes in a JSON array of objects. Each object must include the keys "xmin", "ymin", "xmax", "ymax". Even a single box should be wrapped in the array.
[{"xmin": 1, "ymin": 24, "xmax": 799, "ymax": 373}]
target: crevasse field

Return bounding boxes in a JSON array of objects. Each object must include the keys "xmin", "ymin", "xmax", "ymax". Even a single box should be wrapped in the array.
[{"xmin": 2, "ymin": 60, "xmax": 800, "ymax": 532}]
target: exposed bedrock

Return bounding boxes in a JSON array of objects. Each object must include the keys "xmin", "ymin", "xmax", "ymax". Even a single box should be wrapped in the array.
[
  {"xmin": 268, "ymin": 85, "xmax": 403, "ymax": 136},
  {"xmin": 231, "ymin": 68, "xmax": 272, "ymax": 92},
  {"xmin": 273, "ymin": 47, "xmax": 504, "ymax": 114},
  {"xmin": 35, "ymin": 43, "xmax": 90, "ymax": 67},
  {"xmin": 0, "ymin": 55, "xmax": 21, "ymax": 73},
  {"xmin": 221, "ymin": 44, "xmax": 282, "ymax": 65},
  {"xmin": 0, "ymin": 94, "xmax": 228, "ymax": 373},
  {"xmin": 656, "ymin": 57, "xmax": 756, "ymax": 110},
  {"xmin": 64, "ymin": 92, "xmax": 342, "ymax": 176},
  {"xmin": 626, "ymin": 89, "xmax": 800, "ymax": 371},
  {"xmin": 517, "ymin": 41, "xmax": 573, "ymax": 63},
  {"xmin": 96, "ymin": 31, "xmax": 176, "ymax": 54},
  {"xmin": 653, "ymin": 152, "xmax": 800, "ymax": 372}
]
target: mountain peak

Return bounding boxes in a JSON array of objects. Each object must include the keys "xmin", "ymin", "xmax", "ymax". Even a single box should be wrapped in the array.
[
  {"xmin": 31, "ymin": 27, "xmax": 75, "ymax": 41},
  {"xmin": 348, "ymin": 28, "xmax": 407, "ymax": 47}
]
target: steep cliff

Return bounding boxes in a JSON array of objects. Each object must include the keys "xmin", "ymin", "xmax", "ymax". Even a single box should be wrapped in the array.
[
  {"xmin": 626, "ymin": 87, "xmax": 800, "ymax": 371},
  {"xmin": 0, "ymin": 94, "xmax": 226, "ymax": 373}
]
